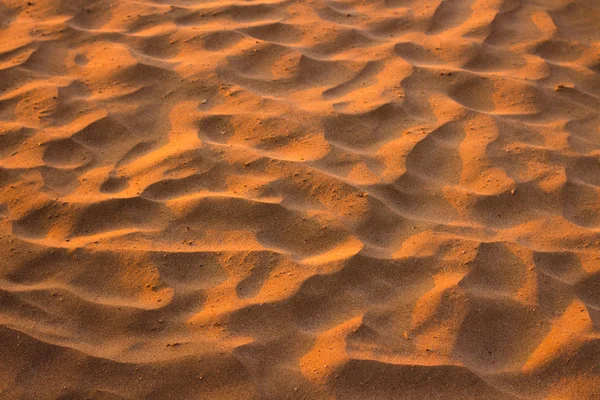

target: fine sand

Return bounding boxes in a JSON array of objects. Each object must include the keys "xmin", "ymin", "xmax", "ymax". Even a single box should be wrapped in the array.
[{"xmin": 2, "ymin": 0, "xmax": 600, "ymax": 399}]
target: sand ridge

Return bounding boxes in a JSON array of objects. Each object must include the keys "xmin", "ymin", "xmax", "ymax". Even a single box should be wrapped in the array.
[{"xmin": 1, "ymin": 0, "xmax": 600, "ymax": 398}]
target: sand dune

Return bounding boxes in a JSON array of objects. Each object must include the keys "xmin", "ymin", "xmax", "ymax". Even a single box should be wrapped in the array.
[{"xmin": 1, "ymin": 0, "xmax": 600, "ymax": 398}]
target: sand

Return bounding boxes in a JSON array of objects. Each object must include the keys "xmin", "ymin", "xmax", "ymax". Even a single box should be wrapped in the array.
[{"xmin": 1, "ymin": 0, "xmax": 600, "ymax": 398}]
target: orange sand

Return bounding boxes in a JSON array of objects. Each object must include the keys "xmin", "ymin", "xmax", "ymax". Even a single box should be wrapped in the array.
[{"xmin": 1, "ymin": 0, "xmax": 600, "ymax": 398}]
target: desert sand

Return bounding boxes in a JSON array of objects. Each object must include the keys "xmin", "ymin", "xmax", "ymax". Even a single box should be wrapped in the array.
[{"xmin": 1, "ymin": 0, "xmax": 600, "ymax": 398}]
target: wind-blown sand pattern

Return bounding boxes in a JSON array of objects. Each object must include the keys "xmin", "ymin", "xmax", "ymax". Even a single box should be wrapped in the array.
[{"xmin": 1, "ymin": 0, "xmax": 600, "ymax": 398}]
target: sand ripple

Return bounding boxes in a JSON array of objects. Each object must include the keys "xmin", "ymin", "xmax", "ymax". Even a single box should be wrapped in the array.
[{"xmin": 1, "ymin": 0, "xmax": 600, "ymax": 398}]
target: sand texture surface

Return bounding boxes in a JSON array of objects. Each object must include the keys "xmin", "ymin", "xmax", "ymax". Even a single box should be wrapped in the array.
[{"xmin": 2, "ymin": 0, "xmax": 600, "ymax": 398}]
